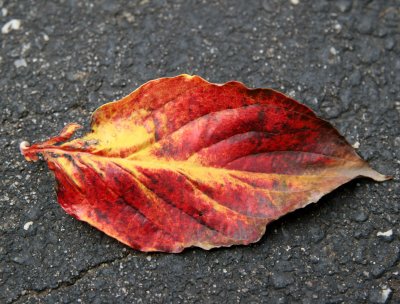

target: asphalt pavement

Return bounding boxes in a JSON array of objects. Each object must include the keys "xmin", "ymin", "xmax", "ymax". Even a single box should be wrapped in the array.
[{"xmin": 1, "ymin": 0, "xmax": 399, "ymax": 303}]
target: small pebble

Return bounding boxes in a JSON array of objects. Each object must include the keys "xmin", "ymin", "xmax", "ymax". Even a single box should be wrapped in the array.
[
  {"xmin": 369, "ymin": 287, "xmax": 392, "ymax": 304},
  {"xmin": 14, "ymin": 58, "xmax": 27, "ymax": 68},
  {"xmin": 354, "ymin": 211, "xmax": 368, "ymax": 222},
  {"xmin": 290, "ymin": 0, "xmax": 299, "ymax": 5},
  {"xmin": 395, "ymin": 137, "xmax": 400, "ymax": 147},
  {"xmin": 330, "ymin": 47, "xmax": 338, "ymax": 56},
  {"xmin": 371, "ymin": 265, "xmax": 386, "ymax": 278},
  {"xmin": 376, "ymin": 229, "xmax": 394, "ymax": 242},
  {"xmin": 122, "ymin": 11, "xmax": 135, "ymax": 23},
  {"xmin": 334, "ymin": 23, "xmax": 342, "ymax": 32},
  {"xmin": 23, "ymin": 221, "xmax": 33, "ymax": 230},
  {"xmin": 377, "ymin": 229, "xmax": 393, "ymax": 237},
  {"xmin": 2, "ymin": 19, "xmax": 21, "ymax": 34},
  {"xmin": 381, "ymin": 288, "xmax": 392, "ymax": 303}
]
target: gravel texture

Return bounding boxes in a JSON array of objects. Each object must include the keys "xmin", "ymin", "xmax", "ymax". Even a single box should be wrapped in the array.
[{"xmin": 1, "ymin": 0, "xmax": 399, "ymax": 303}]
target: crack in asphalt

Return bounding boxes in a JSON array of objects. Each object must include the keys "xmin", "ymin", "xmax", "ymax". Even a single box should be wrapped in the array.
[{"xmin": 11, "ymin": 253, "xmax": 133, "ymax": 304}]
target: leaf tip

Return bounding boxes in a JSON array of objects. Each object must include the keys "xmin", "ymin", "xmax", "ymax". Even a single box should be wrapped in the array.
[
  {"xmin": 19, "ymin": 140, "xmax": 38, "ymax": 162},
  {"xmin": 372, "ymin": 173, "xmax": 393, "ymax": 182},
  {"xmin": 360, "ymin": 165, "xmax": 392, "ymax": 182},
  {"xmin": 19, "ymin": 140, "xmax": 30, "ymax": 152}
]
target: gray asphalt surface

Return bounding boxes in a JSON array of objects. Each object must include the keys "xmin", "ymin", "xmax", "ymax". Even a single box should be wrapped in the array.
[{"xmin": 1, "ymin": 0, "xmax": 399, "ymax": 303}]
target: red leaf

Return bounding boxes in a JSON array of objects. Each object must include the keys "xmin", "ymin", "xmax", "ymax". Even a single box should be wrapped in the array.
[{"xmin": 20, "ymin": 75, "xmax": 390, "ymax": 252}]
